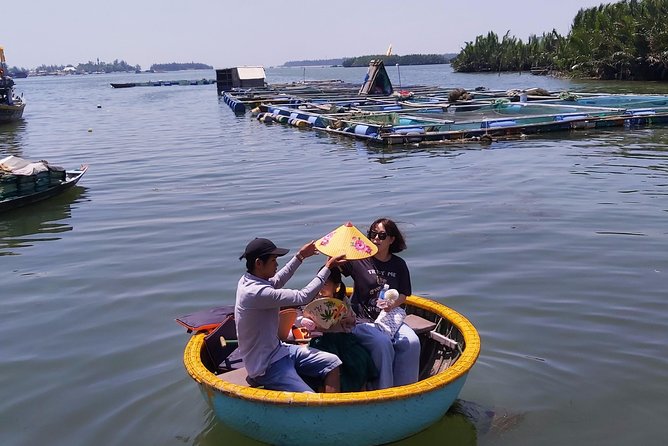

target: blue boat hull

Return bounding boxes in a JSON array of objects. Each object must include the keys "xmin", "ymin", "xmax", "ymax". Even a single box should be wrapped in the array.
[{"xmin": 198, "ymin": 373, "xmax": 469, "ymax": 445}]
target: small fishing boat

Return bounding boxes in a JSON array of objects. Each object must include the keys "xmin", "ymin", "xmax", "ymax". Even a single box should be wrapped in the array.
[
  {"xmin": 109, "ymin": 82, "xmax": 135, "ymax": 88},
  {"xmin": 0, "ymin": 47, "xmax": 26, "ymax": 123},
  {"xmin": 0, "ymin": 158, "xmax": 88, "ymax": 212},
  {"xmin": 110, "ymin": 79, "xmax": 216, "ymax": 88},
  {"xmin": 0, "ymin": 92, "xmax": 25, "ymax": 123},
  {"xmin": 180, "ymin": 294, "xmax": 480, "ymax": 446},
  {"xmin": 530, "ymin": 66, "xmax": 550, "ymax": 76}
]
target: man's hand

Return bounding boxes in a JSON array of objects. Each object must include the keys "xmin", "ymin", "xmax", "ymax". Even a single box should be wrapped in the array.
[
  {"xmin": 325, "ymin": 254, "xmax": 347, "ymax": 269},
  {"xmin": 298, "ymin": 240, "xmax": 317, "ymax": 260}
]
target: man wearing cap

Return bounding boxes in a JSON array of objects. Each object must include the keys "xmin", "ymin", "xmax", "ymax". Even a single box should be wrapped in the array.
[{"xmin": 236, "ymin": 237, "xmax": 346, "ymax": 392}]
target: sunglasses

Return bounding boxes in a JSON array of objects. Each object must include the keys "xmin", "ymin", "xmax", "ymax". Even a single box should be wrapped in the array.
[{"xmin": 368, "ymin": 230, "xmax": 388, "ymax": 240}]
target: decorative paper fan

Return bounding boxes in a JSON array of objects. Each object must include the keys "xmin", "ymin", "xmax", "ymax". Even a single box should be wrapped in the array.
[
  {"xmin": 303, "ymin": 297, "xmax": 348, "ymax": 330},
  {"xmin": 315, "ymin": 222, "xmax": 377, "ymax": 260}
]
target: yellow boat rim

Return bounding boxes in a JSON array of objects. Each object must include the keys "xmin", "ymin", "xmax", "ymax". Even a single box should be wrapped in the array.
[{"xmin": 183, "ymin": 294, "xmax": 480, "ymax": 406}]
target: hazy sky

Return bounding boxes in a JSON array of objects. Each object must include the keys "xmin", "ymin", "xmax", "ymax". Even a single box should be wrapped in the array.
[{"xmin": 3, "ymin": 0, "xmax": 612, "ymax": 70}]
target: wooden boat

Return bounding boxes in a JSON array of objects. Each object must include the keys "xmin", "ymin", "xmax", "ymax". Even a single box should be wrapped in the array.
[
  {"xmin": 110, "ymin": 79, "xmax": 216, "ymax": 88},
  {"xmin": 0, "ymin": 98, "xmax": 25, "ymax": 123},
  {"xmin": 109, "ymin": 82, "xmax": 135, "ymax": 88},
  {"xmin": 0, "ymin": 165, "xmax": 88, "ymax": 212},
  {"xmin": 0, "ymin": 75, "xmax": 26, "ymax": 123},
  {"xmin": 530, "ymin": 66, "xmax": 550, "ymax": 76},
  {"xmin": 0, "ymin": 47, "xmax": 25, "ymax": 123},
  {"xmin": 182, "ymin": 294, "xmax": 480, "ymax": 446}
]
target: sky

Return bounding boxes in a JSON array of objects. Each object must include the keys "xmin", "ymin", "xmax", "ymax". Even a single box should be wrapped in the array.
[{"xmin": 3, "ymin": 0, "xmax": 614, "ymax": 70}]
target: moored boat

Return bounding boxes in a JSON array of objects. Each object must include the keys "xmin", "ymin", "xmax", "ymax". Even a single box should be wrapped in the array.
[
  {"xmin": 530, "ymin": 66, "xmax": 550, "ymax": 75},
  {"xmin": 0, "ymin": 47, "xmax": 26, "ymax": 123},
  {"xmin": 109, "ymin": 82, "xmax": 135, "ymax": 88},
  {"xmin": 0, "ymin": 95, "xmax": 25, "ymax": 123},
  {"xmin": 0, "ymin": 156, "xmax": 88, "ymax": 212},
  {"xmin": 181, "ymin": 294, "xmax": 480, "ymax": 446},
  {"xmin": 110, "ymin": 79, "xmax": 216, "ymax": 88}
]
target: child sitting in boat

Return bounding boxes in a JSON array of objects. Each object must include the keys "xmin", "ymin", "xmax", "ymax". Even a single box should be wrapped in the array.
[{"xmin": 299, "ymin": 267, "xmax": 378, "ymax": 392}]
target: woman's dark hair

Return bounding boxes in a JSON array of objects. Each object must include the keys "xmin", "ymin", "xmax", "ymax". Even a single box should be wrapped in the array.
[
  {"xmin": 369, "ymin": 218, "xmax": 407, "ymax": 253},
  {"xmin": 324, "ymin": 266, "xmax": 347, "ymax": 300}
]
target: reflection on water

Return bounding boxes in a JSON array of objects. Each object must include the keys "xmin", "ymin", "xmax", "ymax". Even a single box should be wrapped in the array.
[
  {"xmin": 191, "ymin": 399, "xmax": 522, "ymax": 446},
  {"xmin": 570, "ymin": 78, "xmax": 668, "ymax": 95},
  {"xmin": 0, "ymin": 119, "xmax": 28, "ymax": 157},
  {"xmin": 364, "ymin": 144, "xmax": 466, "ymax": 164},
  {"xmin": 0, "ymin": 186, "xmax": 87, "ymax": 255}
]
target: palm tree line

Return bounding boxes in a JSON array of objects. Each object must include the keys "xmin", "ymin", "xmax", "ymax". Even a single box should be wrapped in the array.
[{"xmin": 451, "ymin": 0, "xmax": 668, "ymax": 80}]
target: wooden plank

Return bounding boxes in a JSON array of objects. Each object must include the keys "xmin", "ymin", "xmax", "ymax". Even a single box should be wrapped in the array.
[{"xmin": 404, "ymin": 314, "xmax": 437, "ymax": 334}]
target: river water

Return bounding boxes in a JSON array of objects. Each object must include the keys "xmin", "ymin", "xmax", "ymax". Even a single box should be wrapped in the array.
[{"xmin": 1, "ymin": 65, "xmax": 666, "ymax": 446}]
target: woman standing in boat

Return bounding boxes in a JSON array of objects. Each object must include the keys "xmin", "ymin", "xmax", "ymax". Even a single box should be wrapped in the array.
[{"xmin": 340, "ymin": 218, "xmax": 420, "ymax": 389}]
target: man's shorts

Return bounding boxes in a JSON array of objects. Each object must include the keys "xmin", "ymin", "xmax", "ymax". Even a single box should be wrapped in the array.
[{"xmin": 252, "ymin": 343, "xmax": 342, "ymax": 392}]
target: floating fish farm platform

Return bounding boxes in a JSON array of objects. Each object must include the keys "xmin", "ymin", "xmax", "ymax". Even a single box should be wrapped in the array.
[{"xmin": 218, "ymin": 65, "xmax": 668, "ymax": 146}]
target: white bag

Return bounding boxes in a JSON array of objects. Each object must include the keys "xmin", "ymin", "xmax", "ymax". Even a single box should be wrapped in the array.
[{"xmin": 375, "ymin": 306, "xmax": 406, "ymax": 337}]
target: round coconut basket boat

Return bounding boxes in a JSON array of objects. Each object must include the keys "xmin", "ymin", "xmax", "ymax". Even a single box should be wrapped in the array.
[{"xmin": 182, "ymin": 294, "xmax": 480, "ymax": 446}]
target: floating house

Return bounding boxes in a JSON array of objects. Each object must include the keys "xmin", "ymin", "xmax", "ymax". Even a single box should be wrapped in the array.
[
  {"xmin": 218, "ymin": 61, "xmax": 668, "ymax": 146},
  {"xmin": 215, "ymin": 66, "xmax": 266, "ymax": 96}
]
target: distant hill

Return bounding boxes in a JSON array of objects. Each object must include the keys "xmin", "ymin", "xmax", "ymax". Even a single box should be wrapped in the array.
[
  {"xmin": 283, "ymin": 54, "xmax": 458, "ymax": 67},
  {"xmin": 283, "ymin": 58, "xmax": 345, "ymax": 67},
  {"xmin": 34, "ymin": 59, "xmax": 140, "ymax": 74},
  {"xmin": 342, "ymin": 54, "xmax": 457, "ymax": 67},
  {"xmin": 150, "ymin": 62, "xmax": 213, "ymax": 71}
]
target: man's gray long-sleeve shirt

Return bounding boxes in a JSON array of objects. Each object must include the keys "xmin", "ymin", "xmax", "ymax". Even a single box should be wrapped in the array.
[{"xmin": 235, "ymin": 257, "xmax": 331, "ymax": 378}]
